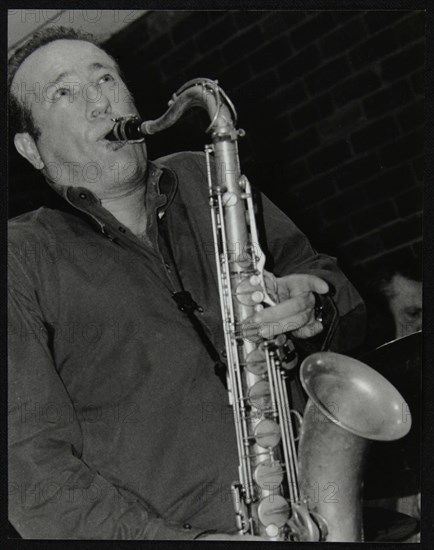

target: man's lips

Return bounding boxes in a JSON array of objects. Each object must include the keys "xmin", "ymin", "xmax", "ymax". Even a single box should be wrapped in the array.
[
  {"xmin": 97, "ymin": 126, "xmax": 127, "ymax": 150},
  {"xmin": 101, "ymin": 139, "xmax": 127, "ymax": 151},
  {"xmin": 97, "ymin": 121, "xmax": 121, "ymax": 141}
]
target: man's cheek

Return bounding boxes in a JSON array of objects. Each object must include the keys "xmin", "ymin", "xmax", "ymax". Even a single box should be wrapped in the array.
[{"xmin": 121, "ymin": 88, "xmax": 136, "ymax": 108}]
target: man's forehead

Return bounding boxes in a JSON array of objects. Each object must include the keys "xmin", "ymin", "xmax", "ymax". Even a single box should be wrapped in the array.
[
  {"xmin": 13, "ymin": 39, "xmax": 114, "ymax": 88},
  {"xmin": 390, "ymin": 274, "xmax": 422, "ymax": 302}
]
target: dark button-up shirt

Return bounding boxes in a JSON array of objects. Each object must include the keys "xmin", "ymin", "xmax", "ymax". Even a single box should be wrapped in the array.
[{"xmin": 8, "ymin": 152, "xmax": 365, "ymax": 539}]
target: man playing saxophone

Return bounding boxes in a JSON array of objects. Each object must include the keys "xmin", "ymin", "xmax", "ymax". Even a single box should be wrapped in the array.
[{"xmin": 8, "ymin": 27, "xmax": 366, "ymax": 540}]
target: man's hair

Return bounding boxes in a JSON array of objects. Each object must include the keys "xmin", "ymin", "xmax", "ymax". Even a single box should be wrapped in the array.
[
  {"xmin": 8, "ymin": 26, "xmax": 114, "ymax": 140},
  {"xmin": 369, "ymin": 257, "xmax": 422, "ymax": 300},
  {"xmin": 361, "ymin": 254, "xmax": 422, "ymax": 348}
]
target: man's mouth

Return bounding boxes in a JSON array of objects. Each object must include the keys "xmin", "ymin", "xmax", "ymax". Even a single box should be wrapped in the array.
[{"xmin": 99, "ymin": 128, "xmax": 127, "ymax": 150}]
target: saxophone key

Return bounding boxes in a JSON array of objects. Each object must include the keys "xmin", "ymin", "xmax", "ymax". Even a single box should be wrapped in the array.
[
  {"xmin": 234, "ymin": 277, "xmax": 265, "ymax": 306},
  {"xmin": 253, "ymin": 459, "xmax": 284, "ymax": 490},
  {"xmin": 222, "ymin": 191, "xmax": 238, "ymax": 207},
  {"xmin": 253, "ymin": 419, "xmax": 282, "ymax": 448},
  {"xmin": 245, "ymin": 348, "xmax": 267, "ymax": 375},
  {"xmin": 257, "ymin": 495, "xmax": 290, "ymax": 529},
  {"xmin": 247, "ymin": 380, "xmax": 272, "ymax": 415},
  {"xmin": 265, "ymin": 523, "xmax": 280, "ymax": 539}
]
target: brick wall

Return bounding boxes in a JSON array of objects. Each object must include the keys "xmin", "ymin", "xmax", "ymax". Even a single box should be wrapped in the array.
[
  {"xmin": 105, "ymin": 10, "xmax": 424, "ymax": 271},
  {"xmin": 9, "ymin": 10, "xmax": 425, "ymax": 272}
]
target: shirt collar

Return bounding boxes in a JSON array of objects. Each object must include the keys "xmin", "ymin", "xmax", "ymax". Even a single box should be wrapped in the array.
[{"xmin": 49, "ymin": 160, "xmax": 178, "ymax": 236}]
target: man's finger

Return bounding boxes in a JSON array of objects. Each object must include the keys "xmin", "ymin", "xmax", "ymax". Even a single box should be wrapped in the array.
[
  {"xmin": 253, "ymin": 294, "xmax": 315, "ymax": 324},
  {"xmin": 279, "ymin": 274, "xmax": 329, "ymax": 297},
  {"xmin": 292, "ymin": 320, "xmax": 324, "ymax": 339},
  {"xmin": 243, "ymin": 310, "xmax": 314, "ymax": 340}
]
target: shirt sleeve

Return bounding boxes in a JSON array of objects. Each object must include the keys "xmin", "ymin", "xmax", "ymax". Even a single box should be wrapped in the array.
[
  {"xmin": 256, "ymin": 190, "xmax": 366, "ymax": 353},
  {"xmin": 8, "ymin": 249, "xmax": 204, "ymax": 540}
]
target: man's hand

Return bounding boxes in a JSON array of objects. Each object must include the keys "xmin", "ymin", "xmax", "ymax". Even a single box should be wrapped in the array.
[{"xmin": 243, "ymin": 273, "xmax": 329, "ymax": 340}]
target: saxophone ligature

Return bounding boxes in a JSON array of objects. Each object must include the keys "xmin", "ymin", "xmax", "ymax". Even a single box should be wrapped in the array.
[{"xmin": 106, "ymin": 78, "xmax": 412, "ymax": 541}]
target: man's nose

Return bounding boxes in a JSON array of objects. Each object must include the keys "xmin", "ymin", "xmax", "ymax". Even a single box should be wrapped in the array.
[{"xmin": 86, "ymin": 83, "xmax": 111, "ymax": 119}]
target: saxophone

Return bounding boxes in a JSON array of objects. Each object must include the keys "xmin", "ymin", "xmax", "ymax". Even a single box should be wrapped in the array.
[{"xmin": 106, "ymin": 79, "xmax": 411, "ymax": 541}]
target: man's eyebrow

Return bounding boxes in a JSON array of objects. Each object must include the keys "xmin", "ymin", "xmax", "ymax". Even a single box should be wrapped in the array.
[
  {"xmin": 50, "ymin": 71, "xmax": 74, "ymax": 87},
  {"xmin": 50, "ymin": 62, "xmax": 117, "ymax": 86},
  {"xmin": 88, "ymin": 62, "xmax": 117, "ymax": 72}
]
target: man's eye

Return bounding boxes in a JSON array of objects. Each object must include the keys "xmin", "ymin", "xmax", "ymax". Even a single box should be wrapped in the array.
[
  {"xmin": 99, "ymin": 74, "xmax": 115, "ymax": 84},
  {"xmin": 54, "ymin": 87, "xmax": 70, "ymax": 98},
  {"xmin": 405, "ymin": 308, "xmax": 422, "ymax": 320}
]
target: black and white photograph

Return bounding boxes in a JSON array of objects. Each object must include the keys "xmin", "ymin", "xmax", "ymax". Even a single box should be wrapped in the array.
[{"xmin": 7, "ymin": 6, "xmax": 427, "ymax": 543}]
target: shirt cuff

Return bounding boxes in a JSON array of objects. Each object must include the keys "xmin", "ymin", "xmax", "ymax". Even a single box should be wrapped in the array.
[{"xmin": 143, "ymin": 518, "xmax": 208, "ymax": 540}]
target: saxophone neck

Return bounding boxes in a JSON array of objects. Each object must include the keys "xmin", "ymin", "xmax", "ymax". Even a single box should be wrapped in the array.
[
  {"xmin": 107, "ymin": 78, "xmax": 244, "ymax": 147},
  {"xmin": 142, "ymin": 78, "xmax": 240, "ymax": 140}
]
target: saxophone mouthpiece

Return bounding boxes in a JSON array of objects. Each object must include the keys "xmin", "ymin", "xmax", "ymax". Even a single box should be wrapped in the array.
[{"xmin": 105, "ymin": 115, "xmax": 145, "ymax": 142}]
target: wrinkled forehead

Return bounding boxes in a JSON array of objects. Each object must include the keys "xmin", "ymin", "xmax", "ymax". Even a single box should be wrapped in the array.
[{"xmin": 11, "ymin": 39, "xmax": 117, "ymax": 103}]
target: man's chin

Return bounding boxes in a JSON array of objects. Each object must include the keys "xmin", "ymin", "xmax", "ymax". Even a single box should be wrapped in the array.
[{"xmin": 107, "ymin": 155, "xmax": 147, "ymax": 188}]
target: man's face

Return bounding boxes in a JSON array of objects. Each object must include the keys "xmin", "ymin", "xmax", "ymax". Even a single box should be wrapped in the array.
[
  {"xmin": 388, "ymin": 274, "xmax": 422, "ymax": 339},
  {"xmin": 12, "ymin": 39, "xmax": 147, "ymax": 196}
]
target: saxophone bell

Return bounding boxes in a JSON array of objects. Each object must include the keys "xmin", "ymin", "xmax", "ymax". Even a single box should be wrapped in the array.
[{"xmin": 297, "ymin": 352, "xmax": 411, "ymax": 542}]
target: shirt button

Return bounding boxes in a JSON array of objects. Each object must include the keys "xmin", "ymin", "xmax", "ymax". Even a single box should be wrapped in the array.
[
  {"xmin": 79, "ymin": 193, "xmax": 87, "ymax": 199},
  {"xmin": 183, "ymin": 523, "xmax": 192, "ymax": 530}
]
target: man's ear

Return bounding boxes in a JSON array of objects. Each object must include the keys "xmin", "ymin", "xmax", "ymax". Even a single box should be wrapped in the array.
[{"xmin": 14, "ymin": 133, "xmax": 45, "ymax": 170}]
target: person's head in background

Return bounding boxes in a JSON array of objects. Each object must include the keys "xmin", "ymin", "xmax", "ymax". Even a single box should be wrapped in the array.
[{"xmin": 363, "ymin": 256, "xmax": 422, "ymax": 348}]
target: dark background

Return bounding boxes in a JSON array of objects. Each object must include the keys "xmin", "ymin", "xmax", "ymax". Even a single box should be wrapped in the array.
[
  {"xmin": 9, "ymin": 10, "xmax": 425, "ymax": 277},
  {"xmin": 6, "ymin": 9, "xmax": 427, "ymax": 541}
]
